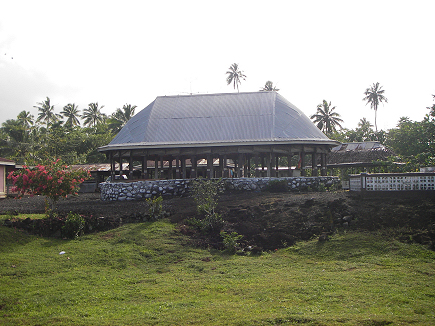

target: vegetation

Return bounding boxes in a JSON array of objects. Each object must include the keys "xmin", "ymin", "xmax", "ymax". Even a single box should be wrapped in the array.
[
  {"xmin": 226, "ymin": 63, "xmax": 246, "ymax": 92},
  {"xmin": 7, "ymin": 159, "xmax": 90, "ymax": 211},
  {"xmin": 61, "ymin": 212, "xmax": 85, "ymax": 239},
  {"xmin": 0, "ymin": 97, "xmax": 137, "ymax": 165},
  {"xmin": 189, "ymin": 178, "xmax": 224, "ymax": 231},
  {"xmin": 0, "ymin": 86, "xmax": 434, "ymax": 173},
  {"xmin": 362, "ymin": 82, "xmax": 388, "ymax": 132},
  {"xmin": 310, "ymin": 100, "xmax": 343, "ymax": 136},
  {"xmin": 260, "ymin": 80, "xmax": 279, "ymax": 91},
  {"xmin": 0, "ymin": 221, "xmax": 434, "ymax": 325},
  {"xmin": 146, "ymin": 195, "xmax": 164, "ymax": 220},
  {"xmin": 325, "ymin": 94, "xmax": 435, "ymax": 170}
]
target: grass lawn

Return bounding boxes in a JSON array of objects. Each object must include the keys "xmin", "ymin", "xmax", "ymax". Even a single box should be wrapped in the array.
[
  {"xmin": 0, "ymin": 213, "xmax": 46, "ymax": 220},
  {"xmin": 1, "ymin": 219, "xmax": 434, "ymax": 325}
]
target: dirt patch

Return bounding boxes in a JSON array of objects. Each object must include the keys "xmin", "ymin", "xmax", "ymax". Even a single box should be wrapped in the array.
[{"xmin": 1, "ymin": 191, "xmax": 434, "ymax": 250}]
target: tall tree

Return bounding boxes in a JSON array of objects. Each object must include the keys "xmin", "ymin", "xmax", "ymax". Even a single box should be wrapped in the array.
[
  {"xmin": 108, "ymin": 104, "xmax": 137, "ymax": 133},
  {"xmin": 310, "ymin": 100, "xmax": 343, "ymax": 136},
  {"xmin": 260, "ymin": 81, "xmax": 279, "ymax": 91},
  {"xmin": 61, "ymin": 103, "xmax": 81, "ymax": 128},
  {"xmin": 34, "ymin": 97, "xmax": 61, "ymax": 127},
  {"xmin": 17, "ymin": 111, "xmax": 34, "ymax": 129},
  {"xmin": 226, "ymin": 63, "xmax": 246, "ymax": 92},
  {"xmin": 82, "ymin": 102, "xmax": 106, "ymax": 127},
  {"xmin": 362, "ymin": 82, "xmax": 388, "ymax": 132}
]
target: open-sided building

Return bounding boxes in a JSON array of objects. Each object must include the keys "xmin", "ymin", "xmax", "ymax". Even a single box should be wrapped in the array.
[{"xmin": 98, "ymin": 92, "xmax": 340, "ymax": 179}]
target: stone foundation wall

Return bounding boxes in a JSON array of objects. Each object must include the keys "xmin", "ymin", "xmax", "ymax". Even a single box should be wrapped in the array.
[{"xmin": 99, "ymin": 177, "xmax": 340, "ymax": 201}]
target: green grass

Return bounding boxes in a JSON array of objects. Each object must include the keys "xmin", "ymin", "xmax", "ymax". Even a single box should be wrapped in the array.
[
  {"xmin": 0, "ymin": 213, "xmax": 46, "ymax": 220},
  {"xmin": 1, "ymin": 222, "xmax": 434, "ymax": 325}
]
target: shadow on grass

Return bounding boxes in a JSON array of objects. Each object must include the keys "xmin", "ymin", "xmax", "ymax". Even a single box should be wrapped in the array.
[{"xmin": 0, "ymin": 226, "xmax": 35, "ymax": 252}]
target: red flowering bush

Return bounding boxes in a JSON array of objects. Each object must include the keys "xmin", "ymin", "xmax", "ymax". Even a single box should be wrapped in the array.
[{"xmin": 8, "ymin": 159, "xmax": 91, "ymax": 211}]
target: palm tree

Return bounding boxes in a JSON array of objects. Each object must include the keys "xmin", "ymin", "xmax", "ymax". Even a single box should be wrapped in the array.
[
  {"xmin": 226, "ymin": 63, "xmax": 246, "ymax": 92},
  {"xmin": 17, "ymin": 111, "xmax": 34, "ymax": 129},
  {"xmin": 310, "ymin": 100, "xmax": 344, "ymax": 136},
  {"xmin": 362, "ymin": 82, "xmax": 388, "ymax": 132},
  {"xmin": 61, "ymin": 103, "xmax": 81, "ymax": 128},
  {"xmin": 82, "ymin": 102, "xmax": 106, "ymax": 127},
  {"xmin": 260, "ymin": 81, "xmax": 279, "ymax": 91},
  {"xmin": 108, "ymin": 104, "xmax": 137, "ymax": 133},
  {"xmin": 34, "ymin": 97, "xmax": 61, "ymax": 127}
]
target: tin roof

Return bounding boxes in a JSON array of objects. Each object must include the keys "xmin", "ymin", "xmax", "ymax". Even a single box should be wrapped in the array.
[
  {"xmin": 100, "ymin": 92, "xmax": 338, "ymax": 151},
  {"xmin": 328, "ymin": 142, "xmax": 396, "ymax": 165},
  {"xmin": 0, "ymin": 157, "xmax": 15, "ymax": 165}
]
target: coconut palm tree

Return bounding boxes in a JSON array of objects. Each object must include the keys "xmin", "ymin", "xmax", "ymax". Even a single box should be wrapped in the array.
[
  {"xmin": 310, "ymin": 100, "xmax": 344, "ymax": 136},
  {"xmin": 82, "ymin": 102, "xmax": 106, "ymax": 127},
  {"xmin": 226, "ymin": 63, "xmax": 246, "ymax": 92},
  {"xmin": 260, "ymin": 81, "xmax": 279, "ymax": 91},
  {"xmin": 17, "ymin": 111, "xmax": 34, "ymax": 129},
  {"xmin": 61, "ymin": 103, "xmax": 81, "ymax": 128},
  {"xmin": 108, "ymin": 104, "xmax": 137, "ymax": 133},
  {"xmin": 34, "ymin": 97, "xmax": 61, "ymax": 127},
  {"xmin": 362, "ymin": 82, "xmax": 388, "ymax": 132}
]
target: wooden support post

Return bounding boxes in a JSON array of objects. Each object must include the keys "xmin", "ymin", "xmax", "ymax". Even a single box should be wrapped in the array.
[
  {"xmin": 266, "ymin": 153, "xmax": 272, "ymax": 177},
  {"xmin": 261, "ymin": 155, "xmax": 265, "ymax": 177},
  {"xmin": 288, "ymin": 154, "xmax": 293, "ymax": 177},
  {"xmin": 207, "ymin": 154, "xmax": 214, "ymax": 179},
  {"xmin": 218, "ymin": 155, "xmax": 223, "ymax": 178},
  {"xmin": 160, "ymin": 156, "xmax": 164, "ymax": 179},
  {"xmin": 142, "ymin": 155, "xmax": 148, "ymax": 179},
  {"xmin": 169, "ymin": 156, "xmax": 173, "ymax": 179},
  {"xmin": 110, "ymin": 152, "xmax": 115, "ymax": 180},
  {"xmin": 191, "ymin": 156, "xmax": 197, "ymax": 178},
  {"xmin": 223, "ymin": 155, "xmax": 228, "ymax": 177},
  {"xmin": 175, "ymin": 156, "xmax": 180, "ymax": 179},
  {"xmin": 312, "ymin": 152, "xmax": 318, "ymax": 176},
  {"xmin": 118, "ymin": 150, "xmax": 122, "ymax": 176},
  {"xmin": 129, "ymin": 151, "xmax": 133, "ymax": 179},
  {"xmin": 154, "ymin": 157, "xmax": 159, "ymax": 179},
  {"xmin": 181, "ymin": 156, "xmax": 187, "ymax": 179},
  {"xmin": 275, "ymin": 155, "xmax": 279, "ymax": 177},
  {"xmin": 321, "ymin": 153, "xmax": 327, "ymax": 176},
  {"xmin": 301, "ymin": 152, "xmax": 306, "ymax": 176},
  {"xmin": 238, "ymin": 153, "xmax": 244, "ymax": 177}
]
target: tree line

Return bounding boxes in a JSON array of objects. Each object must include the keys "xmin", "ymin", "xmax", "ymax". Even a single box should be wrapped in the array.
[
  {"xmin": 1, "ymin": 62, "xmax": 434, "ymax": 170},
  {"xmin": 226, "ymin": 62, "xmax": 434, "ymax": 169},
  {"xmin": 0, "ymin": 98, "xmax": 137, "ymax": 165}
]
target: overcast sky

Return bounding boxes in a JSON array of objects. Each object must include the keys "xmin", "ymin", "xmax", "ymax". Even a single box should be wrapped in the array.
[{"xmin": 1, "ymin": 0, "xmax": 434, "ymax": 131}]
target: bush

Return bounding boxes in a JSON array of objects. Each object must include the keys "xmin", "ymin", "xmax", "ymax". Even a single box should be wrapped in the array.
[
  {"xmin": 190, "ymin": 178, "xmax": 224, "ymax": 232},
  {"xmin": 146, "ymin": 196, "xmax": 163, "ymax": 220},
  {"xmin": 8, "ymin": 159, "xmax": 90, "ymax": 212},
  {"xmin": 61, "ymin": 212, "xmax": 85, "ymax": 239},
  {"xmin": 220, "ymin": 231, "xmax": 243, "ymax": 254}
]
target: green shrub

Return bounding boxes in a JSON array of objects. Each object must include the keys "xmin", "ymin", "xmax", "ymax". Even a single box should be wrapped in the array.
[
  {"xmin": 220, "ymin": 231, "xmax": 243, "ymax": 254},
  {"xmin": 61, "ymin": 212, "xmax": 85, "ymax": 239},
  {"xmin": 190, "ymin": 178, "xmax": 224, "ymax": 231},
  {"xmin": 146, "ymin": 196, "xmax": 164, "ymax": 220}
]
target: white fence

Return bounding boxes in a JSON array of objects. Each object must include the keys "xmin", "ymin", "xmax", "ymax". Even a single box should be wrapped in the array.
[{"xmin": 349, "ymin": 172, "xmax": 435, "ymax": 191}]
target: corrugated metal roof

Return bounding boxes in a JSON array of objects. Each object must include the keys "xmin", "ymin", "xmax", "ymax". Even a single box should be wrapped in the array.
[{"xmin": 102, "ymin": 92, "xmax": 335, "ymax": 150}]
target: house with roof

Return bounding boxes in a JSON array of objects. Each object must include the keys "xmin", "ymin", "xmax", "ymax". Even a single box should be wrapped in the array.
[
  {"xmin": 98, "ymin": 92, "xmax": 340, "ymax": 180},
  {"xmin": 327, "ymin": 141, "xmax": 397, "ymax": 170},
  {"xmin": 0, "ymin": 158, "xmax": 15, "ymax": 198}
]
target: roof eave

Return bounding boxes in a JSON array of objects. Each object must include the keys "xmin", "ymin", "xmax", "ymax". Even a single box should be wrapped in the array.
[{"xmin": 98, "ymin": 139, "xmax": 340, "ymax": 152}]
